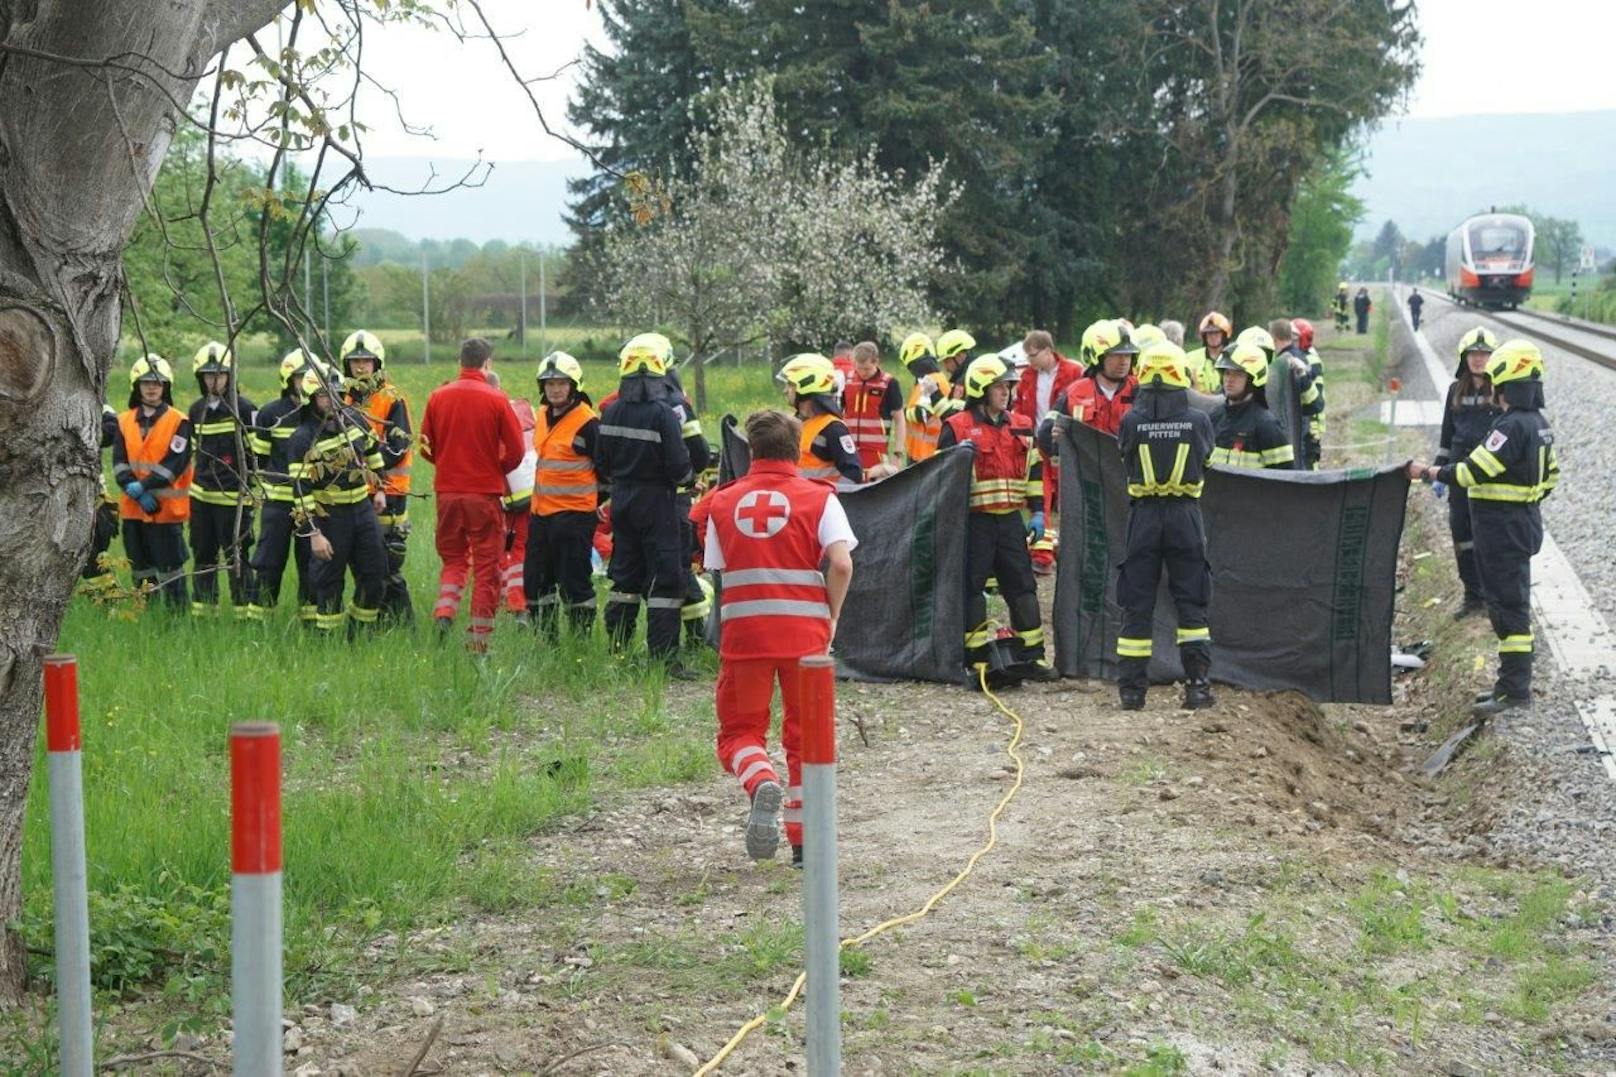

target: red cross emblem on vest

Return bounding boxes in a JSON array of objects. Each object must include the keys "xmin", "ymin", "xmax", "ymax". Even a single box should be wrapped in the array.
[{"xmin": 735, "ymin": 489, "xmax": 790, "ymax": 537}]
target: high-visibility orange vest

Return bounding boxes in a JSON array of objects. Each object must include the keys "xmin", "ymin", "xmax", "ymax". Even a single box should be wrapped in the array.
[
  {"xmin": 354, "ymin": 384, "xmax": 412, "ymax": 495},
  {"xmin": 904, "ymin": 373, "xmax": 950, "ymax": 462},
  {"xmin": 533, "ymin": 401, "xmax": 598, "ymax": 515},
  {"xmin": 118, "ymin": 408, "xmax": 193, "ymax": 523},
  {"xmin": 797, "ymin": 412, "xmax": 840, "ymax": 483}
]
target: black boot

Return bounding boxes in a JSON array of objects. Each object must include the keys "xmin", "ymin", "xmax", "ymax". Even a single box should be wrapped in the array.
[
  {"xmin": 1454, "ymin": 595, "xmax": 1486, "ymax": 619},
  {"xmin": 1183, "ymin": 679, "xmax": 1215, "ymax": 709},
  {"xmin": 1120, "ymin": 687, "xmax": 1146, "ymax": 711}
]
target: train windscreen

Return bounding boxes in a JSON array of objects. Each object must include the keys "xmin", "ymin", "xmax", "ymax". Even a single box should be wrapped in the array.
[{"xmin": 1467, "ymin": 221, "xmax": 1529, "ymax": 270}]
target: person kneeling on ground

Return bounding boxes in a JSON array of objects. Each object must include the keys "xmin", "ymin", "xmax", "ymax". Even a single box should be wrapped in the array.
[{"xmin": 707, "ymin": 409, "xmax": 856, "ymax": 866}]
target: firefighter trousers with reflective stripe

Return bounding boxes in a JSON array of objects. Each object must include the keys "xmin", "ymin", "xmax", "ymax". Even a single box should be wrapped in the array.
[
  {"xmin": 1115, "ymin": 498, "xmax": 1211, "ymax": 691},
  {"xmin": 525, "ymin": 509, "xmax": 597, "ymax": 635},
  {"xmin": 678, "ymin": 500, "xmax": 710, "ymax": 645},
  {"xmin": 1472, "ymin": 502, "xmax": 1542, "ymax": 699},
  {"xmin": 251, "ymin": 501, "xmax": 313, "ymax": 617},
  {"xmin": 309, "ymin": 502, "xmax": 387, "ymax": 637},
  {"xmin": 435, "ymin": 493, "xmax": 505, "ymax": 635},
  {"xmin": 716, "ymin": 657, "xmax": 804, "ymax": 847},
  {"xmin": 964, "ymin": 511, "xmax": 1043, "ymax": 666},
  {"xmin": 605, "ymin": 484, "xmax": 685, "ymax": 659},
  {"xmin": 189, "ymin": 500, "xmax": 258, "ymax": 609},
  {"xmin": 374, "ymin": 493, "xmax": 414, "ymax": 623},
  {"xmin": 122, "ymin": 520, "xmax": 187, "ymax": 610},
  {"xmin": 1447, "ymin": 485, "xmax": 1484, "ymax": 602}
]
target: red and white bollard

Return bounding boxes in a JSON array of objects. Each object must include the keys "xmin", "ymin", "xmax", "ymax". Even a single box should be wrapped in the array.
[
  {"xmin": 798, "ymin": 655, "xmax": 840, "ymax": 1076},
  {"xmin": 230, "ymin": 722, "xmax": 282, "ymax": 1076},
  {"xmin": 44, "ymin": 655, "xmax": 93, "ymax": 1077}
]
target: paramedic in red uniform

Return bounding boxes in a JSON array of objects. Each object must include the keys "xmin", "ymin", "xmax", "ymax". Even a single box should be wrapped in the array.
[
  {"xmin": 418, "ymin": 337, "xmax": 526, "ymax": 650},
  {"xmin": 706, "ymin": 409, "xmax": 856, "ymax": 867}
]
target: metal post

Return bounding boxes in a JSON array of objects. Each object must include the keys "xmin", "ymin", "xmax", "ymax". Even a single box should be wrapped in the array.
[
  {"xmin": 44, "ymin": 655, "xmax": 92, "ymax": 1077},
  {"xmin": 321, "ymin": 254, "xmax": 330, "ymax": 344},
  {"xmin": 420, "ymin": 248, "xmax": 431, "ymax": 364},
  {"xmin": 519, "ymin": 249, "xmax": 528, "ymax": 354},
  {"xmin": 303, "ymin": 247, "xmax": 313, "ymax": 343},
  {"xmin": 538, "ymin": 250, "xmax": 548, "ymax": 359},
  {"xmin": 231, "ymin": 722, "xmax": 282, "ymax": 1077},
  {"xmin": 799, "ymin": 655, "xmax": 840, "ymax": 1077},
  {"xmin": 1384, "ymin": 377, "xmax": 1401, "ymax": 464}
]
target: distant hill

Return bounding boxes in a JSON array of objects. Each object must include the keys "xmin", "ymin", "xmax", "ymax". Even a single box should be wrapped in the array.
[
  {"xmin": 1353, "ymin": 111, "xmax": 1616, "ymax": 249},
  {"xmin": 342, "ymin": 157, "xmax": 592, "ymax": 246}
]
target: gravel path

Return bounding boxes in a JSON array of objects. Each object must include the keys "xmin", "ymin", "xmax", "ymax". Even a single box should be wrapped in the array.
[{"xmin": 1395, "ymin": 290, "xmax": 1616, "ymax": 906}]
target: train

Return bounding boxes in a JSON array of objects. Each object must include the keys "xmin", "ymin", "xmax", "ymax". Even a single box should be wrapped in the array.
[{"xmin": 1445, "ymin": 212, "xmax": 1535, "ymax": 308}]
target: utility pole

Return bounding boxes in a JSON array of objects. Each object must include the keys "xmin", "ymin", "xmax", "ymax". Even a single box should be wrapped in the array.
[
  {"xmin": 303, "ymin": 247, "xmax": 312, "ymax": 344},
  {"xmin": 421, "ymin": 246, "xmax": 431, "ymax": 364},
  {"xmin": 321, "ymin": 255, "xmax": 330, "ymax": 344},
  {"xmin": 538, "ymin": 249, "xmax": 548, "ymax": 358},
  {"xmin": 519, "ymin": 248, "xmax": 528, "ymax": 354}
]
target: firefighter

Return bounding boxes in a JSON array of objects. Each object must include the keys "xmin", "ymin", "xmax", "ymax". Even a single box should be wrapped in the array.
[
  {"xmin": 79, "ymin": 404, "xmax": 122, "ymax": 593},
  {"xmin": 779, "ymin": 353, "xmax": 871, "ymax": 485},
  {"xmin": 1291, "ymin": 318, "xmax": 1327, "ymax": 466},
  {"xmin": 248, "ymin": 351, "xmax": 318, "ymax": 622},
  {"xmin": 1353, "ymin": 287, "xmax": 1372, "ymax": 334},
  {"xmin": 937, "ymin": 355, "xmax": 1058, "ymax": 684},
  {"xmin": 1333, "ymin": 282, "xmax": 1351, "ymax": 332},
  {"xmin": 185, "ymin": 341, "xmax": 259, "ymax": 619},
  {"xmin": 1061, "ymin": 319, "xmax": 1139, "ymax": 436},
  {"xmin": 933, "ymin": 328, "xmax": 976, "ymax": 420},
  {"xmin": 1409, "ymin": 339, "xmax": 1557, "ymax": 716},
  {"xmin": 1209, "ymin": 343, "xmax": 1294, "ymax": 469},
  {"xmin": 706, "ymin": 409, "xmax": 856, "ymax": 864},
  {"xmin": 1186, "ymin": 311, "xmax": 1232, "ymax": 393},
  {"xmin": 1268, "ymin": 320, "xmax": 1324, "ymax": 468},
  {"xmin": 112, "ymin": 354, "xmax": 194, "ymax": 610},
  {"xmin": 341, "ymin": 330, "xmax": 415, "ymax": 623},
  {"xmin": 661, "ymin": 366, "xmax": 715, "ymax": 646},
  {"xmin": 1114, "ymin": 341, "xmax": 1217, "ymax": 711},
  {"xmin": 595, "ymin": 333, "xmax": 694, "ymax": 673},
  {"xmin": 525, "ymin": 352, "xmax": 601, "ymax": 638},
  {"xmin": 1433, "ymin": 327, "xmax": 1500, "ymax": 617},
  {"xmin": 287, "ymin": 366, "xmax": 389, "ymax": 638},
  {"xmin": 900, "ymin": 332, "xmax": 946, "ymax": 463},
  {"xmin": 842, "ymin": 340, "xmax": 905, "ymax": 469}
]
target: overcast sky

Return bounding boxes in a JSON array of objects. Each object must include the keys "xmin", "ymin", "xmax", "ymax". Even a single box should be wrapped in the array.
[{"xmin": 340, "ymin": 0, "xmax": 1616, "ymax": 162}]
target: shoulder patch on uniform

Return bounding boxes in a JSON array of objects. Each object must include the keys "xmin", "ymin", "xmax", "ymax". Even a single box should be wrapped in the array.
[
  {"xmin": 1484, "ymin": 430, "xmax": 1508, "ymax": 453},
  {"xmin": 839, "ymin": 434, "xmax": 857, "ymax": 456},
  {"xmin": 170, "ymin": 435, "xmax": 188, "ymax": 453}
]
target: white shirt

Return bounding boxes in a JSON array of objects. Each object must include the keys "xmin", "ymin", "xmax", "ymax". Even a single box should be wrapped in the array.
[
  {"xmin": 1035, "ymin": 368, "xmax": 1057, "ymax": 422},
  {"xmin": 705, "ymin": 492, "xmax": 858, "ymax": 571}
]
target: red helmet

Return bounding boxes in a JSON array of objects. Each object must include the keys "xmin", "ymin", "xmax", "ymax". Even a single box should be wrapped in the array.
[
  {"xmin": 1292, "ymin": 318, "xmax": 1315, "ymax": 351},
  {"xmin": 1198, "ymin": 311, "xmax": 1232, "ymax": 340}
]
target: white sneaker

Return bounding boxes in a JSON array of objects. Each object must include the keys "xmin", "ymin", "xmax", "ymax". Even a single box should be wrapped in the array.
[{"xmin": 746, "ymin": 780, "xmax": 782, "ymax": 861}]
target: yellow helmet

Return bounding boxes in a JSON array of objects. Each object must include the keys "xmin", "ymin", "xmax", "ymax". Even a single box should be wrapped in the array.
[
  {"xmin": 1080, "ymin": 319, "xmax": 1138, "ymax": 366},
  {"xmin": 1235, "ymin": 326, "xmax": 1275, "ymax": 356},
  {"xmin": 1484, "ymin": 339, "xmax": 1544, "ymax": 386},
  {"xmin": 1456, "ymin": 326, "xmax": 1498, "ymax": 360},
  {"xmin": 278, "ymin": 348, "xmax": 312, "ymax": 387},
  {"xmin": 619, "ymin": 332, "xmax": 672, "ymax": 377},
  {"xmin": 340, "ymin": 330, "xmax": 387, "ymax": 373},
  {"xmin": 1135, "ymin": 341, "xmax": 1191, "ymax": 390},
  {"xmin": 1337, "ymin": 281, "xmax": 1348, "ymax": 291},
  {"xmin": 1132, "ymin": 324, "xmax": 1166, "ymax": 350},
  {"xmin": 129, "ymin": 353, "xmax": 174, "ymax": 386},
  {"xmin": 935, "ymin": 329, "xmax": 976, "ymax": 361},
  {"xmin": 899, "ymin": 332, "xmax": 936, "ymax": 368},
  {"xmin": 537, "ymin": 351, "xmax": 584, "ymax": 388},
  {"xmin": 299, "ymin": 366, "xmax": 336, "ymax": 399},
  {"xmin": 191, "ymin": 341, "xmax": 233, "ymax": 376},
  {"xmin": 777, "ymin": 353, "xmax": 838, "ymax": 397},
  {"xmin": 1215, "ymin": 342, "xmax": 1269, "ymax": 388},
  {"xmin": 962, "ymin": 354, "xmax": 1016, "ymax": 400}
]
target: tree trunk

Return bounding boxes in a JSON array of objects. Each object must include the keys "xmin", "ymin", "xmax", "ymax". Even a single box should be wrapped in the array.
[
  {"xmin": 1207, "ymin": 155, "xmax": 1241, "ymax": 313},
  {"xmin": 0, "ymin": 0, "xmax": 282, "ymax": 1002}
]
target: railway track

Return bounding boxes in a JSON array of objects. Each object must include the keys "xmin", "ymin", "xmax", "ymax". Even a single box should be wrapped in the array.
[{"xmin": 1423, "ymin": 291, "xmax": 1616, "ymax": 375}]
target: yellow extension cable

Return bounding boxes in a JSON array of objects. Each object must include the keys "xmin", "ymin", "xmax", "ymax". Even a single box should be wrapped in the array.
[{"xmin": 692, "ymin": 665, "xmax": 1026, "ymax": 1075}]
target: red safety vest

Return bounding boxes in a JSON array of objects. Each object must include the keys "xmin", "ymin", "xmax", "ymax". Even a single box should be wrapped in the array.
[
  {"xmin": 709, "ymin": 459, "xmax": 835, "ymax": 660},
  {"xmin": 118, "ymin": 407, "xmax": 193, "ymax": 523},
  {"xmin": 842, "ymin": 369, "xmax": 894, "ymax": 466},
  {"xmin": 1065, "ymin": 374, "xmax": 1137, "ymax": 436},
  {"xmin": 944, "ymin": 408, "xmax": 1033, "ymax": 513}
]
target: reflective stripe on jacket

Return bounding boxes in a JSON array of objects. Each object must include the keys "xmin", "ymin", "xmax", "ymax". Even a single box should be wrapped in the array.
[
  {"xmin": 534, "ymin": 401, "xmax": 599, "ymax": 515},
  {"xmin": 943, "ymin": 407, "xmax": 1034, "ymax": 513},
  {"xmin": 798, "ymin": 412, "xmax": 840, "ymax": 482},
  {"xmin": 117, "ymin": 407, "xmax": 193, "ymax": 522}
]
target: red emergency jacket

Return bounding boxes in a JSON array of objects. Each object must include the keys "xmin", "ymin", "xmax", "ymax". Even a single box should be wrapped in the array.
[
  {"xmin": 708, "ymin": 459, "xmax": 836, "ymax": 660},
  {"xmin": 1065, "ymin": 373, "xmax": 1138, "ymax": 436},
  {"xmin": 418, "ymin": 369, "xmax": 525, "ymax": 495},
  {"xmin": 1014, "ymin": 355, "xmax": 1083, "ymax": 426},
  {"xmin": 943, "ymin": 407, "xmax": 1035, "ymax": 514}
]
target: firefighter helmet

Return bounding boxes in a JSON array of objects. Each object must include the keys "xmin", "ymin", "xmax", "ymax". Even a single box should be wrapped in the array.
[
  {"xmin": 340, "ymin": 330, "xmax": 387, "ymax": 374},
  {"xmin": 299, "ymin": 366, "xmax": 336, "ymax": 399},
  {"xmin": 1198, "ymin": 311, "xmax": 1233, "ymax": 340},
  {"xmin": 191, "ymin": 341, "xmax": 232, "ymax": 377},
  {"xmin": 1135, "ymin": 341, "xmax": 1192, "ymax": 390},
  {"xmin": 1132, "ymin": 323, "xmax": 1166, "ymax": 349},
  {"xmin": 619, "ymin": 332, "xmax": 672, "ymax": 377},
  {"xmin": 1235, "ymin": 325, "xmax": 1275, "ymax": 356},
  {"xmin": 1081, "ymin": 319, "xmax": 1138, "ymax": 367},
  {"xmin": 1484, "ymin": 339, "xmax": 1544, "ymax": 386},
  {"xmin": 777, "ymin": 353, "xmax": 838, "ymax": 397},
  {"xmin": 1455, "ymin": 326, "xmax": 1498, "ymax": 375},
  {"xmin": 1291, "ymin": 318, "xmax": 1316, "ymax": 351},
  {"xmin": 279, "ymin": 349, "xmax": 312, "ymax": 388},
  {"xmin": 962, "ymin": 354, "xmax": 1017, "ymax": 400},
  {"xmin": 936, "ymin": 329, "xmax": 977, "ymax": 361},
  {"xmin": 899, "ymin": 332, "xmax": 936, "ymax": 368},
  {"xmin": 129, "ymin": 354, "xmax": 174, "ymax": 386},
  {"xmin": 1215, "ymin": 342, "xmax": 1269, "ymax": 388},
  {"xmin": 537, "ymin": 351, "xmax": 584, "ymax": 387}
]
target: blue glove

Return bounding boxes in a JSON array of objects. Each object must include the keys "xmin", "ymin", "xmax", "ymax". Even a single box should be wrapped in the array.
[
  {"xmin": 1027, "ymin": 511, "xmax": 1045, "ymax": 542},
  {"xmin": 1431, "ymin": 481, "xmax": 1446, "ymax": 500},
  {"xmin": 123, "ymin": 481, "xmax": 144, "ymax": 500},
  {"xmin": 138, "ymin": 492, "xmax": 159, "ymax": 514}
]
